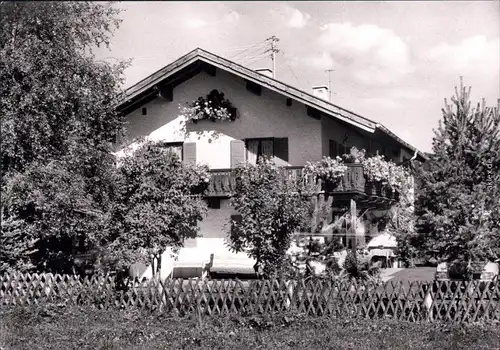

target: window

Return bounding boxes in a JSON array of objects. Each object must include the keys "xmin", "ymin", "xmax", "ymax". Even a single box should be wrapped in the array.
[
  {"xmin": 142, "ymin": 107, "xmax": 147, "ymax": 116},
  {"xmin": 207, "ymin": 198, "xmax": 221, "ymax": 209},
  {"xmin": 329, "ymin": 139, "xmax": 347, "ymax": 158},
  {"xmin": 158, "ymin": 142, "xmax": 183, "ymax": 160},
  {"xmin": 246, "ymin": 138, "xmax": 274, "ymax": 165},
  {"xmin": 240, "ymin": 138, "xmax": 288, "ymax": 166}
]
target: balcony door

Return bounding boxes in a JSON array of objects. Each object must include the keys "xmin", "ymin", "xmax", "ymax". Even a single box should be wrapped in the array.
[
  {"xmin": 245, "ymin": 138, "xmax": 288, "ymax": 166},
  {"xmin": 329, "ymin": 139, "xmax": 347, "ymax": 158},
  {"xmin": 230, "ymin": 138, "xmax": 288, "ymax": 168},
  {"xmin": 246, "ymin": 138, "xmax": 274, "ymax": 165}
]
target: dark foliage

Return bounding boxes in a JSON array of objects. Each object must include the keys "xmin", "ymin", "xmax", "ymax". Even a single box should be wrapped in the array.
[
  {"xmin": 0, "ymin": 2, "xmax": 126, "ymax": 273},
  {"xmin": 104, "ymin": 142, "xmax": 209, "ymax": 270},
  {"xmin": 228, "ymin": 159, "xmax": 311, "ymax": 277},
  {"xmin": 415, "ymin": 78, "xmax": 500, "ymax": 263}
]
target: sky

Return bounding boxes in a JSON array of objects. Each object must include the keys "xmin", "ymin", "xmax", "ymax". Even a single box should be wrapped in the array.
[{"xmin": 97, "ymin": 1, "xmax": 500, "ymax": 153}]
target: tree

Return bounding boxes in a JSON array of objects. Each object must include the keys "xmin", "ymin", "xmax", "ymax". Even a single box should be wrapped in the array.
[
  {"xmin": 1, "ymin": 2, "xmax": 126, "ymax": 174},
  {"xmin": 1, "ymin": 161, "xmax": 108, "ymax": 273},
  {"xmin": 228, "ymin": 159, "xmax": 311, "ymax": 277},
  {"xmin": 415, "ymin": 78, "xmax": 500, "ymax": 263},
  {"xmin": 103, "ymin": 142, "xmax": 210, "ymax": 271},
  {"xmin": 0, "ymin": 2, "xmax": 127, "ymax": 272}
]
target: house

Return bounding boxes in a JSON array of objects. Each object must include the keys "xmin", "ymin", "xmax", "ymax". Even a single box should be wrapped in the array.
[{"xmin": 115, "ymin": 48, "xmax": 426, "ymax": 277}]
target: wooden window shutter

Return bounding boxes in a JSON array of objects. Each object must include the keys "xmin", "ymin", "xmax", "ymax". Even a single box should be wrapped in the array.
[
  {"xmin": 230, "ymin": 140, "xmax": 246, "ymax": 169},
  {"xmin": 183, "ymin": 142, "xmax": 196, "ymax": 165},
  {"xmin": 273, "ymin": 138, "xmax": 289, "ymax": 164}
]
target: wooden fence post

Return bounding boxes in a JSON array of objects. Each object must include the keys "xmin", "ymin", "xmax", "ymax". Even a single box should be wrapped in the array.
[{"xmin": 423, "ymin": 282, "xmax": 434, "ymax": 322}]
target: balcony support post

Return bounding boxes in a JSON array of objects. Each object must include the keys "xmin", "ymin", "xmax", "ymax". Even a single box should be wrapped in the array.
[
  {"xmin": 310, "ymin": 195, "xmax": 319, "ymax": 233},
  {"xmin": 350, "ymin": 199, "xmax": 357, "ymax": 253}
]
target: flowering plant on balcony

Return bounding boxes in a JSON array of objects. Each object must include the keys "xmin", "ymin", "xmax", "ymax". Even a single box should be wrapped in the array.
[
  {"xmin": 187, "ymin": 163, "xmax": 211, "ymax": 194},
  {"xmin": 362, "ymin": 154, "xmax": 391, "ymax": 184},
  {"xmin": 179, "ymin": 89, "xmax": 237, "ymax": 123},
  {"xmin": 342, "ymin": 146, "xmax": 366, "ymax": 164},
  {"xmin": 339, "ymin": 147, "xmax": 409, "ymax": 195},
  {"xmin": 304, "ymin": 156, "xmax": 348, "ymax": 183},
  {"xmin": 387, "ymin": 162, "xmax": 410, "ymax": 192},
  {"xmin": 361, "ymin": 153, "xmax": 408, "ymax": 193}
]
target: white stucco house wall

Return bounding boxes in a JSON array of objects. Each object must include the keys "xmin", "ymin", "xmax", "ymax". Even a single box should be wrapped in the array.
[{"xmin": 114, "ymin": 48, "xmax": 426, "ymax": 279}]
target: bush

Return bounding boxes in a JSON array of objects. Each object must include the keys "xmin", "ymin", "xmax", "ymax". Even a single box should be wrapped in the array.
[
  {"xmin": 325, "ymin": 256, "xmax": 341, "ymax": 275},
  {"xmin": 105, "ymin": 141, "xmax": 209, "ymax": 270},
  {"xmin": 343, "ymin": 251, "xmax": 358, "ymax": 274},
  {"xmin": 228, "ymin": 159, "xmax": 310, "ymax": 277},
  {"xmin": 343, "ymin": 251, "xmax": 381, "ymax": 281}
]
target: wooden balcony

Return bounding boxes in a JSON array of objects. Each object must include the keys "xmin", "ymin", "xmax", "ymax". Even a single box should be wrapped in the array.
[
  {"xmin": 206, "ymin": 167, "xmax": 310, "ymax": 197},
  {"xmin": 205, "ymin": 164, "xmax": 399, "ymax": 208}
]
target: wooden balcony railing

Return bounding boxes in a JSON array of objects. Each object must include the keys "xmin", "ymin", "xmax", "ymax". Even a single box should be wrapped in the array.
[{"xmin": 205, "ymin": 164, "xmax": 399, "ymax": 201}]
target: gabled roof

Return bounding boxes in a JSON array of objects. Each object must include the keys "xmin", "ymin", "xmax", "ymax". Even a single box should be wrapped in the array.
[{"xmin": 116, "ymin": 48, "xmax": 427, "ymax": 162}]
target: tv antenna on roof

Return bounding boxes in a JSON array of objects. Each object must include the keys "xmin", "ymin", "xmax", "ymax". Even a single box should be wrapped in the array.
[
  {"xmin": 268, "ymin": 36, "xmax": 280, "ymax": 79},
  {"xmin": 325, "ymin": 69, "xmax": 335, "ymax": 101}
]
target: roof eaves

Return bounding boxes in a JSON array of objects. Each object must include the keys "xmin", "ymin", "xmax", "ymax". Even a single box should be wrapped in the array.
[
  {"xmin": 376, "ymin": 124, "xmax": 429, "ymax": 162},
  {"xmin": 116, "ymin": 48, "xmax": 203, "ymax": 107}
]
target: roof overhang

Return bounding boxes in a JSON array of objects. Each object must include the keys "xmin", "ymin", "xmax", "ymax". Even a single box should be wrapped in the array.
[{"xmin": 116, "ymin": 48, "xmax": 427, "ymax": 161}]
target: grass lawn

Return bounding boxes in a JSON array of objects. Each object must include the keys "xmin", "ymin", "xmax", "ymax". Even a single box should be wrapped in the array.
[
  {"xmin": 1, "ymin": 305, "xmax": 499, "ymax": 350},
  {"xmin": 390, "ymin": 267, "xmax": 436, "ymax": 283}
]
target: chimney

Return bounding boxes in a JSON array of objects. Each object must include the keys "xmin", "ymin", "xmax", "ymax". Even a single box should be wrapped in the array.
[
  {"xmin": 256, "ymin": 68, "xmax": 273, "ymax": 78},
  {"xmin": 312, "ymin": 85, "xmax": 329, "ymax": 102}
]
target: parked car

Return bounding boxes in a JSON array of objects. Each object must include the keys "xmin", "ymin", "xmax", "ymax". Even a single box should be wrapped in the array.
[
  {"xmin": 433, "ymin": 260, "xmax": 499, "ymax": 293},
  {"xmin": 435, "ymin": 261, "xmax": 499, "ymax": 281}
]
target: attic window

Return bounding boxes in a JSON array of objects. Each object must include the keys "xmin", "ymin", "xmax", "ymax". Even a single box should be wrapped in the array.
[{"xmin": 142, "ymin": 107, "xmax": 147, "ymax": 116}]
